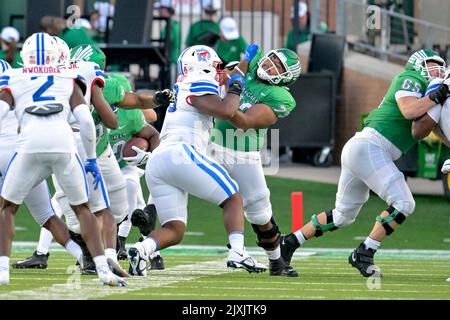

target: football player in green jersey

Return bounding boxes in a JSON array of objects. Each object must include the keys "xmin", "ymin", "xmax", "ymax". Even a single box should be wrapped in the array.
[
  {"xmin": 209, "ymin": 45, "xmax": 301, "ymax": 277},
  {"xmin": 106, "ymin": 73, "xmax": 165, "ymax": 269},
  {"xmin": 281, "ymin": 49, "xmax": 448, "ymax": 278}
]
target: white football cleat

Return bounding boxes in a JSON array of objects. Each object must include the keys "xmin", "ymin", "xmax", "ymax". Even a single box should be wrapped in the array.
[
  {"xmin": 226, "ymin": 245, "xmax": 267, "ymax": 273},
  {"xmin": 446, "ymin": 277, "xmax": 450, "ymax": 282},
  {"xmin": 98, "ymin": 269, "xmax": 127, "ymax": 287},
  {"xmin": 0, "ymin": 270, "xmax": 9, "ymax": 286},
  {"xmin": 128, "ymin": 242, "xmax": 149, "ymax": 276}
]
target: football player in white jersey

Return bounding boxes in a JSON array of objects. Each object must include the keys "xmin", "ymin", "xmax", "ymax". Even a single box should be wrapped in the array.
[
  {"xmin": 127, "ymin": 45, "xmax": 266, "ymax": 276},
  {"xmin": 11, "ymin": 39, "xmax": 128, "ymax": 278},
  {"xmin": 0, "ymin": 33, "xmax": 125, "ymax": 286},
  {"xmin": 411, "ymin": 73, "xmax": 450, "ymax": 283}
]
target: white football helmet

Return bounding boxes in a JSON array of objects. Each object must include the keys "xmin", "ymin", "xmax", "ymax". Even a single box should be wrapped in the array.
[
  {"xmin": 177, "ymin": 45, "xmax": 222, "ymax": 82},
  {"xmin": 53, "ymin": 36, "xmax": 70, "ymax": 66},
  {"xmin": 20, "ymin": 32, "xmax": 59, "ymax": 67}
]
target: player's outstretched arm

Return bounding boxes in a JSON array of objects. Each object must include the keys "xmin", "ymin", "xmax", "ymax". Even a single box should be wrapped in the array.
[
  {"xmin": 71, "ymin": 84, "xmax": 96, "ymax": 160},
  {"xmin": 117, "ymin": 89, "xmax": 174, "ymax": 110},
  {"xmin": 91, "ymin": 84, "xmax": 118, "ymax": 129},
  {"xmin": 190, "ymin": 74, "xmax": 245, "ymax": 120},
  {"xmin": 229, "ymin": 103, "xmax": 277, "ymax": 130},
  {"xmin": 398, "ymin": 93, "xmax": 444, "ymax": 120}
]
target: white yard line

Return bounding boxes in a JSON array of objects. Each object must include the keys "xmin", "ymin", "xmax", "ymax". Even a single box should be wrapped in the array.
[
  {"xmin": 12, "ymin": 242, "xmax": 450, "ymax": 259},
  {"xmin": 0, "ymin": 259, "xmax": 233, "ymax": 300}
]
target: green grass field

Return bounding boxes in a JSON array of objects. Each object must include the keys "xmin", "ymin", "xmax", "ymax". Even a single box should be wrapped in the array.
[{"xmin": 5, "ymin": 176, "xmax": 450, "ymax": 300}]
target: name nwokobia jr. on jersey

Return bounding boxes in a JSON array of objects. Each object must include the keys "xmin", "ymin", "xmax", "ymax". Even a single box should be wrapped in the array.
[
  {"xmin": 213, "ymin": 49, "xmax": 296, "ymax": 152},
  {"xmin": 159, "ymin": 76, "xmax": 220, "ymax": 152},
  {"xmin": 0, "ymin": 66, "xmax": 80, "ymax": 154}
]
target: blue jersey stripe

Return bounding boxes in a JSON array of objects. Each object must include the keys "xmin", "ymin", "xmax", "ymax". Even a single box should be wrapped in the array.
[
  {"xmin": 190, "ymin": 82, "xmax": 219, "ymax": 89},
  {"xmin": 0, "ymin": 81, "xmax": 9, "ymax": 86},
  {"xmin": 182, "ymin": 144, "xmax": 233, "ymax": 197},
  {"xmin": 0, "ymin": 75, "xmax": 10, "ymax": 80},
  {"xmin": 0, "ymin": 152, "xmax": 17, "ymax": 193},
  {"xmin": 41, "ymin": 33, "xmax": 45, "ymax": 66},
  {"xmin": 75, "ymin": 154, "xmax": 90, "ymax": 199},
  {"xmin": 425, "ymin": 83, "xmax": 441, "ymax": 96},
  {"xmin": 94, "ymin": 65, "xmax": 101, "ymax": 70},
  {"xmin": 189, "ymin": 87, "xmax": 219, "ymax": 94},
  {"xmin": 0, "ymin": 60, "xmax": 9, "ymax": 73},
  {"xmin": 36, "ymin": 33, "xmax": 40, "ymax": 65},
  {"xmin": 95, "ymin": 71, "xmax": 105, "ymax": 77},
  {"xmin": 97, "ymin": 174, "xmax": 110, "ymax": 208},
  {"xmin": 191, "ymin": 145, "xmax": 238, "ymax": 193}
]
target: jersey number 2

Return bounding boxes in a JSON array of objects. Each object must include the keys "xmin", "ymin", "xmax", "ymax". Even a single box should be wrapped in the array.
[{"xmin": 32, "ymin": 76, "xmax": 56, "ymax": 102}]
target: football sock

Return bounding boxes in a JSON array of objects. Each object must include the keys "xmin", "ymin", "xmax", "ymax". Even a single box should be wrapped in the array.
[
  {"xmin": 294, "ymin": 230, "xmax": 307, "ymax": 245},
  {"xmin": 142, "ymin": 237, "xmax": 158, "ymax": 255},
  {"xmin": 65, "ymin": 239, "xmax": 82, "ymax": 263},
  {"xmin": 93, "ymin": 255, "xmax": 109, "ymax": 273},
  {"xmin": 118, "ymin": 219, "xmax": 132, "ymax": 238},
  {"xmin": 37, "ymin": 227, "xmax": 53, "ymax": 255},
  {"xmin": 104, "ymin": 248, "xmax": 118, "ymax": 263},
  {"xmin": 265, "ymin": 247, "xmax": 281, "ymax": 260},
  {"xmin": 228, "ymin": 231, "xmax": 244, "ymax": 250},
  {"xmin": 364, "ymin": 237, "xmax": 381, "ymax": 251},
  {"xmin": 0, "ymin": 256, "xmax": 9, "ymax": 272}
]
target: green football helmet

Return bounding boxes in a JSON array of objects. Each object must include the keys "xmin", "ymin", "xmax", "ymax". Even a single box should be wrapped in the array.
[
  {"xmin": 405, "ymin": 49, "xmax": 445, "ymax": 80},
  {"xmin": 256, "ymin": 48, "xmax": 301, "ymax": 86},
  {"xmin": 70, "ymin": 44, "xmax": 106, "ymax": 70}
]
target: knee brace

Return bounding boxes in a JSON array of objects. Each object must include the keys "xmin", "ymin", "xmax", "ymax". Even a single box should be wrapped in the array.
[
  {"xmin": 312, "ymin": 210, "xmax": 338, "ymax": 237},
  {"xmin": 251, "ymin": 216, "xmax": 280, "ymax": 250},
  {"xmin": 376, "ymin": 206, "xmax": 407, "ymax": 235}
]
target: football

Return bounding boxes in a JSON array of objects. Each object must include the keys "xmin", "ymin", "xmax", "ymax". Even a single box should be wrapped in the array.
[{"xmin": 123, "ymin": 137, "xmax": 149, "ymax": 158}]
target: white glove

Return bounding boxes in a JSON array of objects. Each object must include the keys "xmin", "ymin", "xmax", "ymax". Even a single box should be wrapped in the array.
[
  {"xmin": 441, "ymin": 159, "xmax": 450, "ymax": 174},
  {"xmin": 123, "ymin": 146, "xmax": 150, "ymax": 167}
]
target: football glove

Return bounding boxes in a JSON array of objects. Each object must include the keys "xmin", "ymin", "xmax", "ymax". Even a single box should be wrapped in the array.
[
  {"xmin": 227, "ymin": 74, "xmax": 245, "ymax": 96},
  {"xmin": 428, "ymin": 83, "xmax": 449, "ymax": 105},
  {"xmin": 123, "ymin": 146, "xmax": 150, "ymax": 167},
  {"xmin": 244, "ymin": 44, "xmax": 259, "ymax": 62},
  {"xmin": 153, "ymin": 89, "xmax": 175, "ymax": 107},
  {"xmin": 85, "ymin": 158, "xmax": 102, "ymax": 190},
  {"xmin": 441, "ymin": 159, "xmax": 450, "ymax": 174}
]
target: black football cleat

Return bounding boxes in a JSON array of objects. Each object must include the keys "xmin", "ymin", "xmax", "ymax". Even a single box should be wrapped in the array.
[
  {"xmin": 80, "ymin": 254, "xmax": 97, "ymax": 275},
  {"xmin": 150, "ymin": 255, "xmax": 165, "ymax": 270},
  {"xmin": 12, "ymin": 251, "xmax": 49, "ymax": 269},
  {"xmin": 280, "ymin": 234, "xmax": 300, "ymax": 266},
  {"xmin": 349, "ymin": 243, "xmax": 382, "ymax": 277},
  {"xmin": 131, "ymin": 204, "xmax": 157, "ymax": 236},
  {"xmin": 269, "ymin": 257, "xmax": 299, "ymax": 277}
]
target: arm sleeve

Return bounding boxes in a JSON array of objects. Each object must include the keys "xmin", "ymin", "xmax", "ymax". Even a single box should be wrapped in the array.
[{"xmin": 73, "ymin": 104, "xmax": 96, "ymax": 159}]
